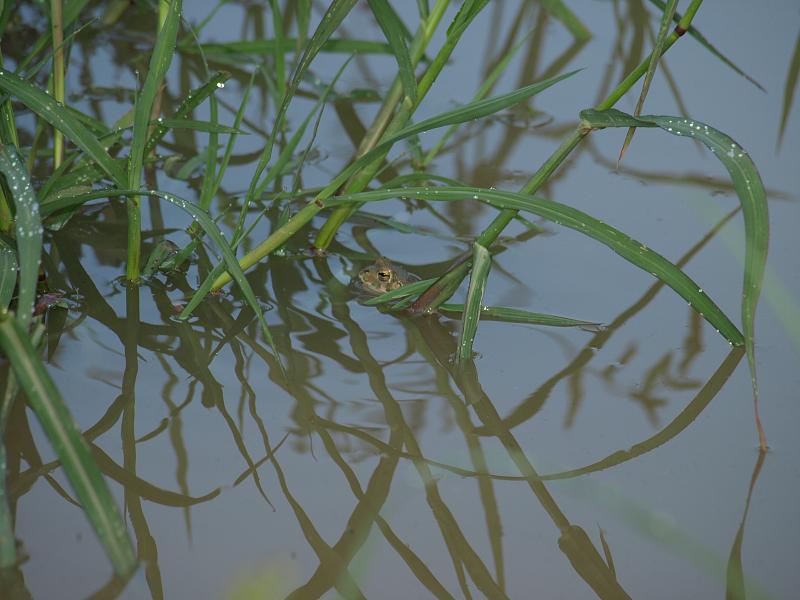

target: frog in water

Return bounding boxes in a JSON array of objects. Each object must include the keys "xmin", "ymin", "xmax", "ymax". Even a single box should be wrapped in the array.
[{"xmin": 352, "ymin": 257, "xmax": 420, "ymax": 296}]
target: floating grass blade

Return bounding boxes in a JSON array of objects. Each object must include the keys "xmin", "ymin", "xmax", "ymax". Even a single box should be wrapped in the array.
[
  {"xmin": 328, "ymin": 185, "xmax": 744, "ymax": 347},
  {"xmin": 368, "ymin": 0, "xmax": 417, "ymax": 102},
  {"xmin": 777, "ymin": 30, "xmax": 800, "ymax": 149},
  {"xmin": 0, "ymin": 145, "xmax": 41, "ymax": 329},
  {"xmin": 456, "ymin": 243, "xmax": 491, "ymax": 364},
  {"xmin": 212, "ymin": 69, "xmax": 580, "ymax": 289},
  {"xmin": 0, "ymin": 313, "xmax": 137, "ymax": 577},
  {"xmin": 39, "ymin": 188, "xmax": 285, "ymax": 375},
  {"xmin": 581, "ymin": 108, "xmax": 769, "ymax": 448},
  {"xmin": 126, "ymin": 0, "xmax": 181, "ymax": 280},
  {"xmin": 0, "ymin": 69, "xmax": 125, "ymax": 186},
  {"xmin": 618, "ymin": 0, "xmax": 677, "ymax": 164},
  {"xmin": 439, "ymin": 304, "xmax": 602, "ymax": 328}
]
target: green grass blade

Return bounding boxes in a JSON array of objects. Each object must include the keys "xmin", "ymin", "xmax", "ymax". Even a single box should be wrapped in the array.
[
  {"xmin": 0, "ymin": 313, "xmax": 137, "ymax": 576},
  {"xmin": 456, "ymin": 243, "xmax": 491, "ymax": 364},
  {"xmin": 0, "ymin": 146, "xmax": 41, "ymax": 329},
  {"xmin": 0, "ymin": 69, "xmax": 125, "ymax": 186},
  {"xmin": 289, "ymin": 0, "xmax": 358, "ymax": 94},
  {"xmin": 777, "ymin": 30, "xmax": 800, "ymax": 149},
  {"xmin": 538, "ymin": 0, "xmax": 592, "ymax": 41},
  {"xmin": 367, "ymin": 0, "xmax": 417, "ymax": 102},
  {"xmin": 583, "ymin": 107, "xmax": 769, "ymax": 446},
  {"xmin": 127, "ymin": 0, "xmax": 181, "ymax": 189},
  {"xmin": 143, "ymin": 71, "xmax": 230, "ymax": 155},
  {"xmin": 328, "ymin": 185, "xmax": 744, "ymax": 347},
  {"xmin": 619, "ymin": 0, "xmax": 677, "ymax": 163},
  {"xmin": 155, "ymin": 118, "xmax": 244, "ymax": 134},
  {"xmin": 185, "ymin": 38, "xmax": 393, "ymax": 58},
  {"xmin": 0, "ymin": 236, "xmax": 15, "ymax": 310},
  {"xmin": 125, "ymin": 0, "xmax": 181, "ymax": 279},
  {"xmin": 440, "ymin": 304, "xmax": 602, "ymax": 328}
]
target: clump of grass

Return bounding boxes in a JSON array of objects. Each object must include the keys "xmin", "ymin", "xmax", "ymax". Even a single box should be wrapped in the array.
[{"xmin": 0, "ymin": 0, "xmax": 775, "ymax": 578}]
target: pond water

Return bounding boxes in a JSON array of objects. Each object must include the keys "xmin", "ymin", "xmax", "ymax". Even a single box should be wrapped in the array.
[{"xmin": 3, "ymin": 1, "xmax": 799, "ymax": 599}]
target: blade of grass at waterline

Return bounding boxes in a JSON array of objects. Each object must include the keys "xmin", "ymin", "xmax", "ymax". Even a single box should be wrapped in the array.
[
  {"xmin": 456, "ymin": 243, "xmax": 491, "ymax": 364},
  {"xmin": 211, "ymin": 69, "xmax": 581, "ymax": 290},
  {"xmin": 581, "ymin": 108, "xmax": 768, "ymax": 448},
  {"xmin": 0, "ymin": 68, "xmax": 125, "ymax": 186},
  {"xmin": 439, "ymin": 304, "xmax": 603, "ymax": 328},
  {"xmin": 368, "ymin": 0, "xmax": 417, "ymax": 102},
  {"xmin": 39, "ymin": 188, "xmax": 285, "ymax": 376},
  {"xmin": 126, "ymin": 0, "xmax": 181, "ymax": 280},
  {"xmin": 325, "ymin": 186, "xmax": 744, "ymax": 347},
  {"xmin": 0, "ymin": 313, "xmax": 137, "ymax": 576},
  {"xmin": 618, "ymin": 0, "xmax": 677, "ymax": 164},
  {"xmin": 0, "ymin": 146, "xmax": 41, "ymax": 329}
]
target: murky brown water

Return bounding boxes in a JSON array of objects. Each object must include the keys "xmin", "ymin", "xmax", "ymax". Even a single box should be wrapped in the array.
[{"xmin": 3, "ymin": 2, "xmax": 799, "ymax": 599}]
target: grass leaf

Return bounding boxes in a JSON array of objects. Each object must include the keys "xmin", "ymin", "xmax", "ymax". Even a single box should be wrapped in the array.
[
  {"xmin": 456, "ymin": 243, "xmax": 491, "ymax": 364},
  {"xmin": 367, "ymin": 0, "xmax": 417, "ymax": 102},
  {"xmin": 582, "ymin": 108, "xmax": 768, "ymax": 447},
  {"xmin": 618, "ymin": 0, "xmax": 677, "ymax": 164},
  {"xmin": 0, "ymin": 145, "xmax": 41, "ymax": 329},
  {"xmin": 0, "ymin": 313, "xmax": 137, "ymax": 576},
  {"xmin": 0, "ymin": 69, "xmax": 125, "ymax": 186},
  {"xmin": 0, "ymin": 236, "xmax": 15, "ymax": 310},
  {"xmin": 778, "ymin": 30, "xmax": 800, "ymax": 149},
  {"xmin": 440, "ymin": 304, "xmax": 602, "ymax": 328},
  {"xmin": 127, "ymin": 0, "xmax": 181, "ymax": 189}
]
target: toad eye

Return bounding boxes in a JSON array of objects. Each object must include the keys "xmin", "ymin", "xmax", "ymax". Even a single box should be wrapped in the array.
[{"xmin": 377, "ymin": 270, "xmax": 391, "ymax": 282}]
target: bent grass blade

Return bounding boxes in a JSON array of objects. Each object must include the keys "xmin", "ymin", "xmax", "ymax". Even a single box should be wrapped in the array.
[
  {"xmin": 0, "ymin": 313, "xmax": 137, "ymax": 577},
  {"xmin": 581, "ymin": 108, "xmax": 768, "ymax": 448}
]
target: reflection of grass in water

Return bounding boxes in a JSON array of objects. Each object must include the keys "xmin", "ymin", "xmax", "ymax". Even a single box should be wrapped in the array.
[
  {"xmin": 553, "ymin": 462, "xmax": 773, "ymax": 600},
  {"xmin": 0, "ymin": 0, "xmax": 783, "ymax": 590},
  {"xmin": 694, "ymin": 199, "xmax": 800, "ymax": 356}
]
